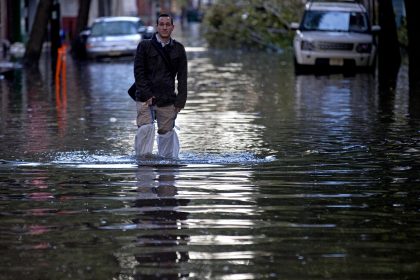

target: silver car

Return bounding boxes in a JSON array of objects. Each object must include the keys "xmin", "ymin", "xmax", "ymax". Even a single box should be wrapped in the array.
[
  {"xmin": 83, "ymin": 17, "xmax": 154, "ymax": 58},
  {"xmin": 291, "ymin": 1, "xmax": 380, "ymax": 73}
]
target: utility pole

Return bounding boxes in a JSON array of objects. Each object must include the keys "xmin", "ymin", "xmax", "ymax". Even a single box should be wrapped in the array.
[
  {"xmin": 377, "ymin": 0, "xmax": 401, "ymax": 92},
  {"xmin": 71, "ymin": 0, "xmax": 91, "ymax": 59},
  {"xmin": 50, "ymin": 0, "xmax": 61, "ymax": 74},
  {"xmin": 405, "ymin": 0, "xmax": 420, "ymax": 95},
  {"xmin": 23, "ymin": 0, "xmax": 54, "ymax": 67}
]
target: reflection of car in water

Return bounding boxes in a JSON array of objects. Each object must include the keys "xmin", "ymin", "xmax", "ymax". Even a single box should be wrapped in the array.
[
  {"xmin": 294, "ymin": 73, "xmax": 377, "ymax": 124},
  {"xmin": 80, "ymin": 16, "xmax": 155, "ymax": 59},
  {"xmin": 290, "ymin": 1, "xmax": 380, "ymax": 74}
]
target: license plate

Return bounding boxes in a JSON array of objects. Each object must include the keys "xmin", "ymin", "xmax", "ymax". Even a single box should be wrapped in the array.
[
  {"xmin": 330, "ymin": 58, "xmax": 343, "ymax": 66},
  {"xmin": 109, "ymin": 51, "xmax": 122, "ymax": 56}
]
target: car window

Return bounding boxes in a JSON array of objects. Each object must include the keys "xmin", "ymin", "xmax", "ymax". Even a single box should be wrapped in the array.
[
  {"xmin": 301, "ymin": 11, "xmax": 368, "ymax": 33},
  {"xmin": 90, "ymin": 21, "xmax": 138, "ymax": 36},
  {"xmin": 348, "ymin": 12, "xmax": 368, "ymax": 32}
]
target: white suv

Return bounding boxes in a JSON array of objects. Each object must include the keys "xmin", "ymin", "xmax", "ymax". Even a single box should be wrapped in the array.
[{"xmin": 291, "ymin": 1, "xmax": 380, "ymax": 73}]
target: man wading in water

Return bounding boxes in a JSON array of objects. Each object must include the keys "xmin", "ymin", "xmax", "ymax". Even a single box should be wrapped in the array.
[{"xmin": 133, "ymin": 14, "xmax": 188, "ymax": 158}]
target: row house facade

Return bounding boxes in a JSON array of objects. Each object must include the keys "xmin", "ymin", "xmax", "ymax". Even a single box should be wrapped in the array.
[{"xmin": 1, "ymin": 0, "xmax": 176, "ymax": 51}]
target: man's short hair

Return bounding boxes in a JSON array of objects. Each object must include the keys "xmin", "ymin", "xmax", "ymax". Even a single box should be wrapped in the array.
[{"xmin": 157, "ymin": 13, "xmax": 173, "ymax": 25}]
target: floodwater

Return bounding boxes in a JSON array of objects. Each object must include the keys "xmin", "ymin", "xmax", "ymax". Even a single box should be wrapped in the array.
[{"xmin": 1, "ymin": 24, "xmax": 419, "ymax": 279}]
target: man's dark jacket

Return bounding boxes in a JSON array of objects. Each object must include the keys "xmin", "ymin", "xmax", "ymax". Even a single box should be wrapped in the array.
[{"xmin": 134, "ymin": 34, "xmax": 188, "ymax": 108}]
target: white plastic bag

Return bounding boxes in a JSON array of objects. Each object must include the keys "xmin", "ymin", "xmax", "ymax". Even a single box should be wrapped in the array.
[
  {"xmin": 157, "ymin": 129, "xmax": 179, "ymax": 159},
  {"xmin": 135, "ymin": 124, "xmax": 155, "ymax": 157}
]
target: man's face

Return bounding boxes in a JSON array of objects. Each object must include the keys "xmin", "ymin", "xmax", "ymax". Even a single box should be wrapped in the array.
[{"xmin": 157, "ymin": 17, "xmax": 174, "ymax": 40}]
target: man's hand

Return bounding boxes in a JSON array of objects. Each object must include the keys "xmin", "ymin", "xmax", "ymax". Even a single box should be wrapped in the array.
[{"xmin": 145, "ymin": 97, "xmax": 155, "ymax": 106}]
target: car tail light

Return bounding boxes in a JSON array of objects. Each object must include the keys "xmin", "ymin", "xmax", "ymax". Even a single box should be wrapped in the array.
[{"xmin": 356, "ymin": 43, "xmax": 372, "ymax": 53}]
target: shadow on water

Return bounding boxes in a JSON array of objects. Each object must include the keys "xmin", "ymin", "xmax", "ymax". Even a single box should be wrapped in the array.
[{"xmin": 409, "ymin": 90, "xmax": 420, "ymax": 119}]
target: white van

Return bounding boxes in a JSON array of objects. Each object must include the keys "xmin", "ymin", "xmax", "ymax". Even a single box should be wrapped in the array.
[{"xmin": 291, "ymin": 1, "xmax": 380, "ymax": 73}]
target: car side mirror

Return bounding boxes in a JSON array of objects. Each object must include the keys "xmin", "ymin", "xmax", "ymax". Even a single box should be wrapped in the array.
[
  {"xmin": 138, "ymin": 26, "xmax": 146, "ymax": 33},
  {"xmin": 371, "ymin": 25, "xmax": 381, "ymax": 33},
  {"xmin": 290, "ymin": 22, "xmax": 300, "ymax": 30},
  {"xmin": 80, "ymin": 29, "xmax": 91, "ymax": 37}
]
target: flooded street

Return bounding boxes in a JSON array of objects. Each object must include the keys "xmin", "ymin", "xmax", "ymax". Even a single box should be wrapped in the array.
[{"xmin": 1, "ymin": 24, "xmax": 419, "ymax": 279}]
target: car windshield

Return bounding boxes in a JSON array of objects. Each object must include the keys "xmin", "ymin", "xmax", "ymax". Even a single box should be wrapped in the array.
[
  {"xmin": 90, "ymin": 21, "xmax": 138, "ymax": 36},
  {"xmin": 301, "ymin": 10, "xmax": 369, "ymax": 33}
]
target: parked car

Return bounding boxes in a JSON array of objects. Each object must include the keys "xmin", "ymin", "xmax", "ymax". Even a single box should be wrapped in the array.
[
  {"xmin": 80, "ymin": 16, "xmax": 155, "ymax": 59},
  {"xmin": 290, "ymin": 0, "xmax": 380, "ymax": 73}
]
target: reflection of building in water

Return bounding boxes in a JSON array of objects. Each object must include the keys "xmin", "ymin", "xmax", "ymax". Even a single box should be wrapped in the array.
[{"xmin": 116, "ymin": 166, "xmax": 190, "ymax": 279}]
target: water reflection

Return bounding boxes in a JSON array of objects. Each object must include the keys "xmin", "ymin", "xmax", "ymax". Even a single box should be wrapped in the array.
[
  {"xmin": 115, "ymin": 166, "xmax": 190, "ymax": 279},
  {"xmin": 409, "ymin": 91, "xmax": 420, "ymax": 119}
]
